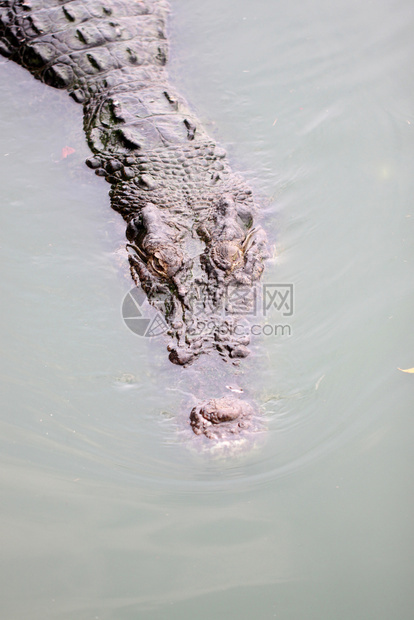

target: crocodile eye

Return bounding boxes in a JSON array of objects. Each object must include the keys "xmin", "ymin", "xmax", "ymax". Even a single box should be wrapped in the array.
[
  {"xmin": 147, "ymin": 246, "xmax": 184, "ymax": 278},
  {"xmin": 226, "ymin": 244, "xmax": 242, "ymax": 264},
  {"xmin": 151, "ymin": 255, "xmax": 166, "ymax": 274}
]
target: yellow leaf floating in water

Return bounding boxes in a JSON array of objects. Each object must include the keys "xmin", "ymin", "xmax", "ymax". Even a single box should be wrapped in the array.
[{"xmin": 398, "ymin": 367, "xmax": 414, "ymax": 373}]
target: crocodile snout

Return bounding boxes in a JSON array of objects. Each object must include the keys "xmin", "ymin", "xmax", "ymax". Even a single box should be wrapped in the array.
[{"xmin": 190, "ymin": 397, "xmax": 255, "ymax": 439}]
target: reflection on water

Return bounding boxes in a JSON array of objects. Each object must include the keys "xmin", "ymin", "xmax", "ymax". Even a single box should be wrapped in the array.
[{"xmin": 1, "ymin": 0, "xmax": 414, "ymax": 617}]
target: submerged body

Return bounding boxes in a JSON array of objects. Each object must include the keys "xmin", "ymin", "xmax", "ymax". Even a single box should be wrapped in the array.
[{"xmin": 0, "ymin": 0, "xmax": 269, "ymax": 440}]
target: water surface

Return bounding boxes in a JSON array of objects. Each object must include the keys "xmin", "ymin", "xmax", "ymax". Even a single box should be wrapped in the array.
[{"xmin": 0, "ymin": 0, "xmax": 413, "ymax": 618}]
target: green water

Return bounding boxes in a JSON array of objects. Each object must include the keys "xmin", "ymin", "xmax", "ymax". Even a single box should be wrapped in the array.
[{"xmin": 0, "ymin": 0, "xmax": 413, "ymax": 618}]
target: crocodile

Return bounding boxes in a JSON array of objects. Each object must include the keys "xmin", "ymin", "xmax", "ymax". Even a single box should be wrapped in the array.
[{"xmin": 0, "ymin": 0, "xmax": 269, "ymax": 441}]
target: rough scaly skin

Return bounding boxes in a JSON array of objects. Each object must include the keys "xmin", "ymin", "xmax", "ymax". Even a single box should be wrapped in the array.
[{"xmin": 0, "ymin": 0, "xmax": 269, "ymax": 440}]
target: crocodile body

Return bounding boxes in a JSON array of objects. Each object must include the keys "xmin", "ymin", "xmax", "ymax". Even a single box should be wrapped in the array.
[{"xmin": 0, "ymin": 0, "xmax": 269, "ymax": 441}]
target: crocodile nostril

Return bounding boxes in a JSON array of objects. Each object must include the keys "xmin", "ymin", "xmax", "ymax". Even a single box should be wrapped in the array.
[{"xmin": 189, "ymin": 397, "xmax": 255, "ymax": 439}]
